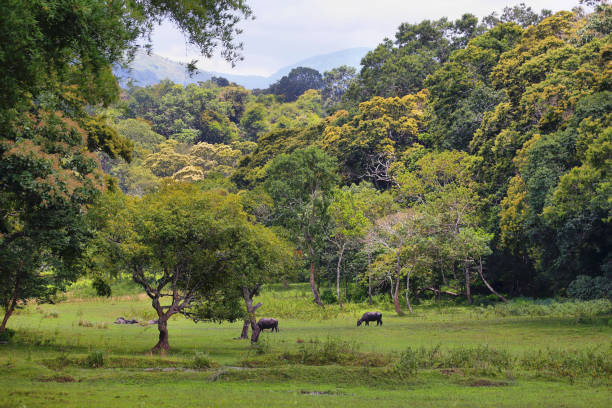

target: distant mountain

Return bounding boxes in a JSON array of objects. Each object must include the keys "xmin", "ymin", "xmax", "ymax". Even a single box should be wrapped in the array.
[
  {"xmin": 267, "ymin": 47, "xmax": 370, "ymax": 83},
  {"xmin": 114, "ymin": 47, "xmax": 370, "ymax": 89}
]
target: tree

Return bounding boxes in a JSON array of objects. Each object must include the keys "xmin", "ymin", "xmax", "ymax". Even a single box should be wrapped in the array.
[
  {"xmin": 264, "ymin": 147, "xmax": 339, "ymax": 306},
  {"xmin": 0, "ymin": 0, "xmax": 253, "ymax": 334},
  {"xmin": 369, "ymin": 210, "xmax": 427, "ymax": 315},
  {"xmin": 393, "ymin": 150, "xmax": 501, "ymax": 303},
  {"xmin": 328, "ymin": 188, "xmax": 370, "ymax": 306},
  {"xmin": 322, "ymin": 66, "xmax": 357, "ymax": 111},
  {"xmin": 424, "ymin": 23, "xmax": 523, "ymax": 151},
  {"xmin": 95, "ymin": 182, "xmax": 261, "ymax": 351},
  {"xmin": 350, "ymin": 183, "xmax": 399, "ymax": 304},
  {"xmin": 265, "ymin": 67, "xmax": 324, "ymax": 102},
  {"xmin": 321, "ymin": 91, "xmax": 428, "ymax": 185},
  {"xmin": 240, "ymin": 104, "xmax": 270, "ymax": 141},
  {"xmin": 344, "ymin": 14, "xmax": 483, "ymax": 106},
  {"xmin": 484, "ymin": 3, "xmax": 553, "ymax": 28},
  {"xmin": 0, "ymin": 111, "xmax": 109, "ymax": 334},
  {"xmin": 233, "ymin": 224, "xmax": 294, "ymax": 342}
]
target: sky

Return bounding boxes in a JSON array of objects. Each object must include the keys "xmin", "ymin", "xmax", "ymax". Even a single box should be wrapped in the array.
[{"xmin": 149, "ymin": 0, "xmax": 582, "ymax": 76}]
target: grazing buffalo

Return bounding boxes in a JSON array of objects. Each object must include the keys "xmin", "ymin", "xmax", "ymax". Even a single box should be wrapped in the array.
[
  {"xmin": 257, "ymin": 318, "xmax": 279, "ymax": 332},
  {"xmin": 357, "ymin": 312, "xmax": 382, "ymax": 327}
]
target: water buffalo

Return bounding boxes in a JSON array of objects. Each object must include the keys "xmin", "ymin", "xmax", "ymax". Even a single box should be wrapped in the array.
[
  {"xmin": 257, "ymin": 318, "xmax": 279, "ymax": 332},
  {"xmin": 114, "ymin": 317, "xmax": 139, "ymax": 325},
  {"xmin": 357, "ymin": 312, "xmax": 382, "ymax": 326}
]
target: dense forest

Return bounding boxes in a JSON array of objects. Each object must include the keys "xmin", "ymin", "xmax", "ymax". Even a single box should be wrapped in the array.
[{"xmin": 1, "ymin": 0, "xmax": 610, "ymax": 347}]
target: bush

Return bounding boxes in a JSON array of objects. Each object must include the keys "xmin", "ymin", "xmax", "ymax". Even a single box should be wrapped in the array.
[
  {"xmin": 86, "ymin": 350, "xmax": 105, "ymax": 368},
  {"xmin": 388, "ymin": 347, "xmax": 419, "ymax": 378},
  {"xmin": 43, "ymin": 311, "xmax": 59, "ymax": 319},
  {"xmin": 567, "ymin": 275, "xmax": 612, "ymax": 301},
  {"xmin": 92, "ymin": 277, "xmax": 112, "ymax": 297},
  {"xmin": 488, "ymin": 298, "xmax": 612, "ymax": 319},
  {"xmin": 0, "ymin": 328, "xmax": 16, "ymax": 343},
  {"xmin": 521, "ymin": 346, "xmax": 612, "ymax": 381},
  {"xmin": 78, "ymin": 320, "xmax": 93, "ymax": 327},
  {"xmin": 346, "ymin": 283, "xmax": 369, "ymax": 303},
  {"xmin": 192, "ymin": 352, "xmax": 216, "ymax": 369},
  {"xmin": 320, "ymin": 289, "xmax": 337, "ymax": 304}
]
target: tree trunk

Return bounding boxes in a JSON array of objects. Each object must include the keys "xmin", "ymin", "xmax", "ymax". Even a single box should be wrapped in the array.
[
  {"xmin": 310, "ymin": 260, "xmax": 323, "ymax": 307},
  {"xmin": 250, "ymin": 324, "xmax": 261, "ymax": 343},
  {"xmin": 393, "ymin": 252, "xmax": 405, "ymax": 316},
  {"xmin": 405, "ymin": 269, "xmax": 413, "ymax": 314},
  {"xmin": 240, "ymin": 320, "xmax": 250, "ymax": 339},
  {"xmin": 367, "ymin": 253, "xmax": 372, "ymax": 305},
  {"xmin": 0, "ymin": 303, "xmax": 15, "ymax": 334},
  {"xmin": 477, "ymin": 258, "xmax": 507, "ymax": 302},
  {"xmin": 0, "ymin": 277, "xmax": 20, "ymax": 334},
  {"xmin": 465, "ymin": 263, "xmax": 472, "ymax": 305},
  {"xmin": 242, "ymin": 286, "xmax": 263, "ymax": 343},
  {"xmin": 152, "ymin": 318, "xmax": 170, "ymax": 352},
  {"xmin": 336, "ymin": 243, "xmax": 345, "ymax": 307}
]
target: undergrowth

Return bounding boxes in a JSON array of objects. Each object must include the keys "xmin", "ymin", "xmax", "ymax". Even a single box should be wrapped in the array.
[{"xmin": 241, "ymin": 339, "xmax": 612, "ymax": 382}]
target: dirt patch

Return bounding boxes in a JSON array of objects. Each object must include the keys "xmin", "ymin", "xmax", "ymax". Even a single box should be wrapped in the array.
[
  {"xmin": 440, "ymin": 368, "xmax": 464, "ymax": 376},
  {"xmin": 468, "ymin": 378, "xmax": 509, "ymax": 387},
  {"xmin": 38, "ymin": 375, "xmax": 76, "ymax": 383}
]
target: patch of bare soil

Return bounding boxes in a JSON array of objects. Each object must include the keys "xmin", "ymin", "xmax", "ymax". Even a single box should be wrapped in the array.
[
  {"xmin": 440, "ymin": 368, "xmax": 464, "ymax": 376},
  {"xmin": 468, "ymin": 378, "xmax": 509, "ymax": 387},
  {"xmin": 38, "ymin": 375, "xmax": 76, "ymax": 383}
]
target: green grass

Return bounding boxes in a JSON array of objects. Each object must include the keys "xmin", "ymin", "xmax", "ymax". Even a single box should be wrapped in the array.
[{"xmin": 1, "ymin": 283, "xmax": 611, "ymax": 407}]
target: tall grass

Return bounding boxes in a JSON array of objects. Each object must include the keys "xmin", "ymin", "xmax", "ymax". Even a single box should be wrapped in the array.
[{"xmin": 478, "ymin": 298, "xmax": 612, "ymax": 320}]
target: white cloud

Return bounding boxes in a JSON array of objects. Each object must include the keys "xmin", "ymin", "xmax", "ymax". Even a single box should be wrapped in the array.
[{"xmin": 148, "ymin": 0, "xmax": 582, "ymax": 76}]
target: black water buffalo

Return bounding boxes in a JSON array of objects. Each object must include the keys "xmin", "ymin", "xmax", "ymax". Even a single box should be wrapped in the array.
[
  {"xmin": 357, "ymin": 312, "xmax": 382, "ymax": 326},
  {"xmin": 114, "ymin": 317, "xmax": 139, "ymax": 325},
  {"xmin": 257, "ymin": 318, "xmax": 279, "ymax": 332}
]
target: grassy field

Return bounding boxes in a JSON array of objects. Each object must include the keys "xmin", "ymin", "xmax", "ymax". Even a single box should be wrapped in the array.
[{"xmin": 1, "ymin": 283, "xmax": 612, "ymax": 407}]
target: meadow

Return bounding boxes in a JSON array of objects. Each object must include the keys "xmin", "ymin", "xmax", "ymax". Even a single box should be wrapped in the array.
[{"xmin": 1, "ymin": 283, "xmax": 612, "ymax": 407}]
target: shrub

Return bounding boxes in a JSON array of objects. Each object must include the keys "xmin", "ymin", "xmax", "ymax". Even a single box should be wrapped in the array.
[
  {"xmin": 520, "ymin": 346, "xmax": 612, "ymax": 381},
  {"xmin": 320, "ymin": 289, "xmax": 337, "ymax": 304},
  {"xmin": 388, "ymin": 347, "xmax": 419, "ymax": 378},
  {"xmin": 346, "ymin": 283, "xmax": 369, "ymax": 303},
  {"xmin": 567, "ymin": 275, "xmax": 612, "ymax": 301},
  {"xmin": 444, "ymin": 345, "xmax": 512, "ymax": 372},
  {"xmin": 86, "ymin": 350, "xmax": 105, "ymax": 368},
  {"xmin": 192, "ymin": 352, "xmax": 216, "ymax": 369},
  {"xmin": 78, "ymin": 320, "xmax": 93, "ymax": 328},
  {"xmin": 489, "ymin": 298, "xmax": 612, "ymax": 319},
  {"xmin": 251, "ymin": 338, "xmax": 271, "ymax": 355},
  {"xmin": 0, "ymin": 328, "xmax": 16, "ymax": 343},
  {"xmin": 92, "ymin": 277, "xmax": 112, "ymax": 297}
]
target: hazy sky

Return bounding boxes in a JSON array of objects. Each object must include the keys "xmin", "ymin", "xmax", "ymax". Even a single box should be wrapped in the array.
[{"xmin": 149, "ymin": 0, "xmax": 582, "ymax": 76}]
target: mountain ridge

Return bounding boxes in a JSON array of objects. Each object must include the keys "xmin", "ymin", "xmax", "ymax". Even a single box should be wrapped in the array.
[{"xmin": 115, "ymin": 47, "xmax": 370, "ymax": 89}]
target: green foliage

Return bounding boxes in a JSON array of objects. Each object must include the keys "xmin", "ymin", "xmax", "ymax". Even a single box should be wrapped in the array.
[
  {"xmin": 86, "ymin": 350, "xmax": 105, "ymax": 368},
  {"xmin": 487, "ymin": 298, "xmax": 612, "ymax": 319},
  {"xmin": 344, "ymin": 14, "xmax": 483, "ymax": 106},
  {"xmin": 91, "ymin": 278, "xmax": 112, "ymax": 298},
  {"xmin": 265, "ymin": 146, "xmax": 338, "ymax": 247},
  {"xmin": 0, "ymin": 328, "xmax": 15, "ymax": 343},
  {"xmin": 322, "ymin": 91, "xmax": 428, "ymax": 184},
  {"xmin": 567, "ymin": 275, "xmax": 612, "ymax": 301},
  {"xmin": 263, "ymin": 67, "xmax": 324, "ymax": 102},
  {"xmin": 192, "ymin": 352, "xmax": 216, "ymax": 369},
  {"xmin": 322, "ymin": 65, "xmax": 357, "ymax": 111},
  {"xmin": 0, "ymin": 0, "xmax": 254, "ymax": 334},
  {"xmin": 320, "ymin": 289, "xmax": 337, "ymax": 305}
]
